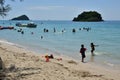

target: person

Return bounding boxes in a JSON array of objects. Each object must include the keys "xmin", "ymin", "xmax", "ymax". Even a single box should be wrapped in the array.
[
  {"xmin": 53, "ymin": 28, "xmax": 56, "ymax": 33},
  {"xmin": 90, "ymin": 43, "xmax": 98, "ymax": 56},
  {"xmin": 45, "ymin": 54, "xmax": 54, "ymax": 59},
  {"xmin": 31, "ymin": 32, "xmax": 34, "ymax": 35},
  {"xmin": 41, "ymin": 36, "xmax": 43, "ymax": 39},
  {"xmin": 21, "ymin": 31, "xmax": 24, "ymax": 34},
  {"xmin": 48, "ymin": 54, "xmax": 54, "ymax": 59},
  {"xmin": 80, "ymin": 44, "xmax": 86, "ymax": 62}
]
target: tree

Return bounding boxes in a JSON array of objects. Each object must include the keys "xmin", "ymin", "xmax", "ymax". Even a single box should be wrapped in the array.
[{"xmin": 0, "ymin": 0, "xmax": 23, "ymax": 17}]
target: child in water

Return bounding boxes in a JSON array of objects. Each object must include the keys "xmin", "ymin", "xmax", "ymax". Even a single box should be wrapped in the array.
[
  {"xmin": 90, "ymin": 43, "xmax": 98, "ymax": 56},
  {"xmin": 80, "ymin": 44, "xmax": 86, "ymax": 62}
]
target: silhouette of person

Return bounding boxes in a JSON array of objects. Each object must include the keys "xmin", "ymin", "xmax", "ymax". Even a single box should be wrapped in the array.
[
  {"xmin": 53, "ymin": 28, "xmax": 56, "ymax": 32},
  {"xmin": 90, "ymin": 43, "xmax": 98, "ymax": 56},
  {"xmin": 80, "ymin": 44, "xmax": 86, "ymax": 62},
  {"xmin": 41, "ymin": 36, "xmax": 43, "ymax": 39}
]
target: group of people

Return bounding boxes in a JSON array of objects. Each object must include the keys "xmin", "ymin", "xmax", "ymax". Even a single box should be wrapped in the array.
[{"xmin": 80, "ymin": 43, "xmax": 98, "ymax": 62}]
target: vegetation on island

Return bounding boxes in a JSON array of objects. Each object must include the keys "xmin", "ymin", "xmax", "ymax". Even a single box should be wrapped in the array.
[
  {"xmin": 11, "ymin": 15, "xmax": 29, "ymax": 20},
  {"xmin": 73, "ymin": 11, "xmax": 103, "ymax": 22}
]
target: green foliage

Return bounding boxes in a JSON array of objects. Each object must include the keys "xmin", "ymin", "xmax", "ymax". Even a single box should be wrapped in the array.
[
  {"xmin": 0, "ymin": 0, "xmax": 23, "ymax": 17},
  {"xmin": 73, "ymin": 11, "xmax": 103, "ymax": 22},
  {"xmin": 0, "ymin": 0, "xmax": 11, "ymax": 17}
]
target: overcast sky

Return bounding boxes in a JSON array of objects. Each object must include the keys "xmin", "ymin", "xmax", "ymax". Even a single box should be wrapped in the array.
[{"xmin": 1, "ymin": 0, "xmax": 120, "ymax": 20}]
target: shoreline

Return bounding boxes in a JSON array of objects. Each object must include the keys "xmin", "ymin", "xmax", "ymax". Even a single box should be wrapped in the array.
[
  {"xmin": 0, "ymin": 40, "xmax": 120, "ymax": 80},
  {"xmin": 0, "ymin": 39, "xmax": 120, "ymax": 69},
  {"xmin": 0, "ymin": 39, "xmax": 120, "ymax": 70},
  {"xmin": 0, "ymin": 20, "xmax": 120, "ymax": 72}
]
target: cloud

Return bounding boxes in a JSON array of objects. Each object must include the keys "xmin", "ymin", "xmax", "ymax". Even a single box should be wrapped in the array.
[{"xmin": 27, "ymin": 6, "xmax": 64, "ymax": 10}]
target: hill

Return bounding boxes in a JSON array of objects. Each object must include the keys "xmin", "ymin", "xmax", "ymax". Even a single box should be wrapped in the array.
[
  {"xmin": 73, "ymin": 11, "xmax": 103, "ymax": 22},
  {"xmin": 11, "ymin": 15, "xmax": 30, "ymax": 20}
]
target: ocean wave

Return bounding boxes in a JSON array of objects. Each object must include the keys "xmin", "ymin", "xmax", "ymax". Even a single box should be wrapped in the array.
[
  {"xmin": 86, "ymin": 51, "xmax": 105, "ymax": 56},
  {"xmin": 86, "ymin": 51, "xmax": 113, "ymax": 57},
  {"xmin": 104, "ymin": 61, "xmax": 114, "ymax": 67},
  {"xmin": 0, "ymin": 39, "xmax": 15, "ymax": 45},
  {"xmin": 0, "ymin": 39, "xmax": 29, "ymax": 51}
]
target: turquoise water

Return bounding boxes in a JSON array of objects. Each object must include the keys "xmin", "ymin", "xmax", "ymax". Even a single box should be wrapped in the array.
[{"xmin": 0, "ymin": 20, "xmax": 120, "ymax": 68}]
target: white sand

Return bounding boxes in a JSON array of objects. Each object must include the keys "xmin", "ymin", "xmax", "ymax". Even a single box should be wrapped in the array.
[{"xmin": 0, "ymin": 42, "xmax": 120, "ymax": 80}]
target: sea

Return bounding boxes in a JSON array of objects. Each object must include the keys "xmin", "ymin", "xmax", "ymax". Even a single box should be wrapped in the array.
[{"xmin": 0, "ymin": 20, "xmax": 120, "ymax": 69}]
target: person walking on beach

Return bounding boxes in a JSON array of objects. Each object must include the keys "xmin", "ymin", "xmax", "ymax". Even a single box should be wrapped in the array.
[
  {"xmin": 80, "ymin": 44, "xmax": 86, "ymax": 62},
  {"xmin": 90, "ymin": 43, "xmax": 98, "ymax": 56}
]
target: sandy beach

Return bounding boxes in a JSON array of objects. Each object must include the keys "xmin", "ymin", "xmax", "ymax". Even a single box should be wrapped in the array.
[{"xmin": 0, "ymin": 42, "xmax": 120, "ymax": 80}]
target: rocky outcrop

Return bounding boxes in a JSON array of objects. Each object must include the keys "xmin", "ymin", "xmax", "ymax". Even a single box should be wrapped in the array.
[
  {"xmin": 73, "ymin": 11, "xmax": 103, "ymax": 22},
  {"xmin": 11, "ymin": 15, "xmax": 30, "ymax": 20}
]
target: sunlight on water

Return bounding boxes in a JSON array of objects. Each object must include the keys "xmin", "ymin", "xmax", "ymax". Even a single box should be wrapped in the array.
[{"xmin": 0, "ymin": 20, "xmax": 120, "ymax": 68}]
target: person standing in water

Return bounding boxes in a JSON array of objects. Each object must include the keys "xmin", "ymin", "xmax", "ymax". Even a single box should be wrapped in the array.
[
  {"xmin": 90, "ymin": 43, "xmax": 98, "ymax": 56},
  {"xmin": 80, "ymin": 44, "xmax": 86, "ymax": 62}
]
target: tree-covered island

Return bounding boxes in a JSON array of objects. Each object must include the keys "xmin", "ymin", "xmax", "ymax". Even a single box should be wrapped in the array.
[
  {"xmin": 11, "ymin": 15, "xmax": 30, "ymax": 20},
  {"xmin": 73, "ymin": 11, "xmax": 103, "ymax": 22}
]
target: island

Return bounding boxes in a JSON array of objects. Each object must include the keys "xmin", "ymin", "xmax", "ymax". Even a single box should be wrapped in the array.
[
  {"xmin": 73, "ymin": 11, "xmax": 103, "ymax": 22},
  {"xmin": 11, "ymin": 15, "xmax": 30, "ymax": 20}
]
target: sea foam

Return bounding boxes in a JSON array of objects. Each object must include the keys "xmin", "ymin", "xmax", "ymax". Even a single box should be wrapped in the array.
[{"xmin": 0, "ymin": 39, "xmax": 15, "ymax": 45}]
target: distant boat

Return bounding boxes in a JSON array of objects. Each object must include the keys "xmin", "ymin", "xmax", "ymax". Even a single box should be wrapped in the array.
[
  {"xmin": 0, "ymin": 26, "xmax": 14, "ymax": 30},
  {"xmin": 16, "ymin": 22, "xmax": 37, "ymax": 28},
  {"xmin": 27, "ymin": 22, "xmax": 37, "ymax": 28},
  {"xmin": 16, "ymin": 23, "xmax": 27, "ymax": 27}
]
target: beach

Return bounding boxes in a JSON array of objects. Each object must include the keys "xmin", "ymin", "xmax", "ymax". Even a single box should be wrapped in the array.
[
  {"xmin": 0, "ymin": 41, "xmax": 120, "ymax": 80},
  {"xmin": 0, "ymin": 0, "xmax": 120, "ymax": 79},
  {"xmin": 0, "ymin": 20, "xmax": 120, "ymax": 67}
]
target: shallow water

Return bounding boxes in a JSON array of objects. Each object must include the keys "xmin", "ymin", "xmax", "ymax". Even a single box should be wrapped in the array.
[{"xmin": 0, "ymin": 20, "xmax": 120, "ymax": 69}]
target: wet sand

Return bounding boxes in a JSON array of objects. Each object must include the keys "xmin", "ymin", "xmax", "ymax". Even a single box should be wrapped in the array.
[{"xmin": 0, "ymin": 42, "xmax": 120, "ymax": 80}]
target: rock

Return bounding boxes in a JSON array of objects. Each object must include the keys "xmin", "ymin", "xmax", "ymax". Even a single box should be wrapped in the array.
[
  {"xmin": 0, "ymin": 57, "xmax": 3, "ymax": 70},
  {"xmin": 11, "ymin": 15, "xmax": 30, "ymax": 20},
  {"xmin": 9, "ymin": 64, "xmax": 16, "ymax": 72},
  {"xmin": 0, "ymin": 72, "xmax": 6, "ymax": 80}
]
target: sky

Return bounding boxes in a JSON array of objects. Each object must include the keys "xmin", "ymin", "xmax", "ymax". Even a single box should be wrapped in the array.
[{"xmin": 1, "ymin": 0, "xmax": 120, "ymax": 20}]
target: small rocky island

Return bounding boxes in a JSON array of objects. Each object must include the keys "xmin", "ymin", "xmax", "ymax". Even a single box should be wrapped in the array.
[
  {"xmin": 11, "ymin": 15, "xmax": 30, "ymax": 20},
  {"xmin": 73, "ymin": 11, "xmax": 103, "ymax": 22}
]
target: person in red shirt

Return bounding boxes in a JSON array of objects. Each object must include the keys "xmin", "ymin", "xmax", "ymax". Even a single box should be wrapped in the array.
[{"xmin": 80, "ymin": 44, "xmax": 86, "ymax": 62}]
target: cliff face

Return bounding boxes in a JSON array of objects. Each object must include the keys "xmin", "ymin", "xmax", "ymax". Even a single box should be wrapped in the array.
[
  {"xmin": 11, "ymin": 15, "xmax": 30, "ymax": 20},
  {"xmin": 73, "ymin": 11, "xmax": 103, "ymax": 22}
]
